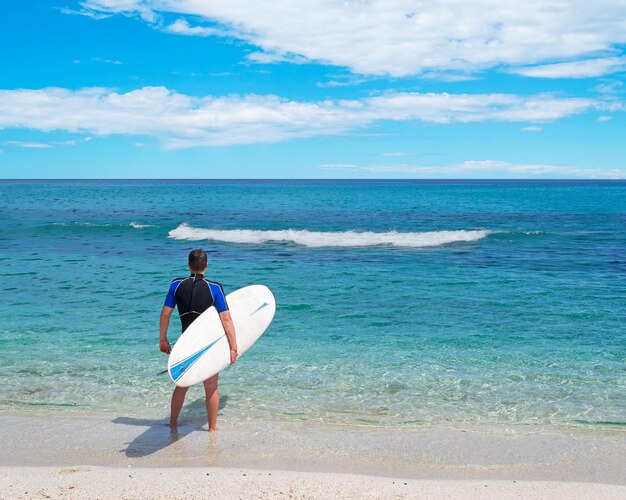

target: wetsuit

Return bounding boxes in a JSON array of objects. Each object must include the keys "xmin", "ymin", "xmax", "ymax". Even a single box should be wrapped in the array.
[{"xmin": 164, "ymin": 273, "xmax": 229, "ymax": 332}]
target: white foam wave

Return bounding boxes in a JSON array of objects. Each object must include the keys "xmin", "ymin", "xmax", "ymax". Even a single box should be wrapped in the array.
[
  {"xmin": 130, "ymin": 222, "xmax": 153, "ymax": 229},
  {"xmin": 168, "ymin": 224, "xmax": 493, "ymax": 248}
]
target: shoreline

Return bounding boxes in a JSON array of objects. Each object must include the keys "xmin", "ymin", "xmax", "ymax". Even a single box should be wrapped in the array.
[
  {"xmin": 3, "ymin": 406, "xmax": 625, "ymax": 436},
  {"xmin": 2, "ymin": 413, "xmax": 624, "ymax": 485}
]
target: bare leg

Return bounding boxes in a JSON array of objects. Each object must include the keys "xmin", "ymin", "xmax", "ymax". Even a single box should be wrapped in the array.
[
  {"xmin": 170, "ymin": 386, "xmax": 189, "ymax": 428},
  {"xmin": 203, "ymin": 374, "xmax": 219, "ymax": 432}
]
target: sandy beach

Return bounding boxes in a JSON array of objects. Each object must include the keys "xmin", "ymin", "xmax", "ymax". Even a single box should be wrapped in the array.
[
  {"xmin": 1, "ymin": 413, "xmax": 624, "ymax": 498},
  {"xmin": 2, "ymin": 466, "xmax": 625, "ymax": 500}
]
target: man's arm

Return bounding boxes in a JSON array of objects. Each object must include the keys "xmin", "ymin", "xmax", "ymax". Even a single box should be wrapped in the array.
[
  {"xmin": 218, "ymin": 310, "xmax": 238, "ymax": 364},
  {"xmin": 160, "ymin": 305, "xmax": 174, "ymax": 354}
]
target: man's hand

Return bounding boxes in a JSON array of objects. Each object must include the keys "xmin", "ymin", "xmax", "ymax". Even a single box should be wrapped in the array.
[
  {"xmin": 160, "ymin": 339, "xmax": 172, "ymax": 354},
  {"xmin": 160, "ymin": 306, "xmax": 174, "ymax": 354},
  {"xmin": 219, "ymin": 310, "xmax": 238, "ymax": 366}
]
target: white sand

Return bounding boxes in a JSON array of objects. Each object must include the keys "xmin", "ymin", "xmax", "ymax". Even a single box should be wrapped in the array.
[{"xmin": 1, "ymin": 466, "xmax": 625, "ymax": 500}]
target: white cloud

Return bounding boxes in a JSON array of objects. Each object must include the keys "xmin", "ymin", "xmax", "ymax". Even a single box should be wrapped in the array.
[
  {"xmin": 0, "ymin": 86, "xmax": 612, "ymax": 148},
  {"xmin": 521, "ymin": 126, "xmax": 542, "ymax": 132},
  {"xmin": 72, "ymin": 1, "xmax": 626, "ymax": 77},
  {"xmin": 4, "ymin": 138, "xmax": 92, "ymax": 149},
  {"xmin": 597, "ymin": 116, "xmax": 612, "ymax": 122},
  {"xmin": 5, "ymin": 141, "xmax": 52, "ymax": 149},
  {"xmin": 245, "ymin": 51, "xmax": 310, "ymax": 65},
  {"xmin": 58, "ymin": 137, "xmax": 93, "ymax": 146},
  {"xmin": 164, "ymin": 19, "xmax": 223, "ymax": 37},
  {"xmin": 420, "ymin": 73, "xmax": 481, "ymax": 82},
  {"xmin": 511, "ymin": 56, "xmax": 626, "ymax": 78},
  {"xmin": 73, "ymin": 58, "xmax": 122, "ymax": 65},
  {"xmin": 593, "ymin": 80, "xmax": 625, "ymax": 94},
  {"xmin": 316, "ymin": 75, "xmax": 371, "ymax": 88},
  {"xmin": 92, "ymin": 57, "xmax": 122, "ymax": 65},
  {"xmin": 58, "ymin": 6, "xmax": 113, "ymax": 19},
  {"xmin": 321, "ymin": 160, "xmax": 626, "ymax": 179},
  {"xmin": 79, "ymin": 0, "xmax": 157, "ymax": 22}
]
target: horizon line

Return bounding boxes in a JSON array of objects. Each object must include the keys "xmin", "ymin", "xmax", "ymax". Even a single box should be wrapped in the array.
[{"xmin": 1, "ymin": 178, "xmax": 626, "ymax": 182}]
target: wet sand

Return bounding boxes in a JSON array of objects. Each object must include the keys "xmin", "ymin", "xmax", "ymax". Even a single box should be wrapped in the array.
[{"xmin": 1, "ymin": 414, "xmax": 624, "ymax": 498}]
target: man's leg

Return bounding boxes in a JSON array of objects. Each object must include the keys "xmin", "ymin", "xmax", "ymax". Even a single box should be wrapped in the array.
[
  {"xmin": 203, "ymin": 374, "xmax": 219, "ymax": 432},
  {"xmin": 170, "ymin": 386, "xmax": 188, "ymax": 428}
]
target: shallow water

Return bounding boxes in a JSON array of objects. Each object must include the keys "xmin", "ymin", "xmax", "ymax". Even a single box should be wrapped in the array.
[{"xmin": 1, "ymin": 180, "xmax": 624, "ymax": 428}]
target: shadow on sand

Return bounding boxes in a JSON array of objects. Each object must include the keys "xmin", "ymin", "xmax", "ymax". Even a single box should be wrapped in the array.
[{"xmin": 113, "ymin": 395, "xmax": 228, "ymax": 458}]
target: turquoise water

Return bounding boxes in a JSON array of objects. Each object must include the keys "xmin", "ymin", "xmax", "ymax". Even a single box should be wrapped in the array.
[{"xmin": 1, "ymin": 180, "xmax": 624, "ymax": 428}]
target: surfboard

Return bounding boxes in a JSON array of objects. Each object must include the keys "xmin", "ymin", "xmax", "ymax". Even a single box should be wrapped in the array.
[{"xmin": 167, "ymin": 284, "xmax": 275, "ymax": 387}]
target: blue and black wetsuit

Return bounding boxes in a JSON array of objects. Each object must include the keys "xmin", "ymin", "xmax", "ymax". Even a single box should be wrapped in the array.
[{"xmin": 164, "ymin": 273, "xmax": 229, "ymax": 332}]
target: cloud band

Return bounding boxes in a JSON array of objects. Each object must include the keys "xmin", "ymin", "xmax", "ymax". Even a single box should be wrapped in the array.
[{"xmin": 0, "ymin": 86, "xmax": 609, "ymax": 148}]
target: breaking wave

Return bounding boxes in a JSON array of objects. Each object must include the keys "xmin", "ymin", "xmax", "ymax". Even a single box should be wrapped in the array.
[{"xmin": 168, "ymin": 223, "xmax": 493, "ymax": 248}]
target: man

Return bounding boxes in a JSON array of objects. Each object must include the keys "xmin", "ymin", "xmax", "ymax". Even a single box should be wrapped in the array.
[{"xmin": 159, "ymin": 248, "xmax": 238, "ymax": 432}]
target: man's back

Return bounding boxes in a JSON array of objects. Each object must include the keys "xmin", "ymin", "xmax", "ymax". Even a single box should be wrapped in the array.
[{"xmin": 164, "ymin": 273, "xmax": 229, "ymax": 331}]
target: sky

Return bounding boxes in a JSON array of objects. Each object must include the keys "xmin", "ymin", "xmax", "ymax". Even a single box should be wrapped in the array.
[{"xmin": 1, "ymin": 0, "xmax": 626, "ymax": 179}]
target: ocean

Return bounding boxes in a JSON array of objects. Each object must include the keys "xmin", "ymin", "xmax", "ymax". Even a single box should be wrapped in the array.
[{"xmin": 1, "ymin": 180, "xmax": 624, "ymax": 429}]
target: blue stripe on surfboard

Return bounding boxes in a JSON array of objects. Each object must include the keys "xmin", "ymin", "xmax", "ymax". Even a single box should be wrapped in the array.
[
  {"xmin": 251, "ymin": 301, "xmax": 269, "ymax": 316},
  {"xmin": 169, "ymin": 335, "xmax": 225, "ymax": 382}
]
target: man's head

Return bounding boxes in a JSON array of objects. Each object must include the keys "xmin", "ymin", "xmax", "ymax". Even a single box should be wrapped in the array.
[{"xmin": 188, "ymin": 248, "xmax": 208, "ymax": 273}]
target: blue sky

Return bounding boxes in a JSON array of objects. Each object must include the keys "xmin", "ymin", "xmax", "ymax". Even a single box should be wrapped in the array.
[{"xmin": 1, "ymin": 1, "xmax": 625, "ymax": 179}]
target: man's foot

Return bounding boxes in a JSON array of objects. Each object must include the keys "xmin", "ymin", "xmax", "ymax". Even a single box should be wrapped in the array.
[
  {"xmin": 208, "ymin": 426, "xmax": 218, "ymax": 432},
  {"xmin": 168, "ymin": 427, "xmax": 180, "ymax": 441}
]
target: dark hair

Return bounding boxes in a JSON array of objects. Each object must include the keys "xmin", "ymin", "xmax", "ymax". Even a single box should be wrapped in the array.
[{"xmin": 188, "ymin": 248, "xmax": 208, "ymax": 272}]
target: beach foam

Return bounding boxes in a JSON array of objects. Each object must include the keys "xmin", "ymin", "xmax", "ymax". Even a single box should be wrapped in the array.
[{"xmin": 168, "ymin": 223, "xmax": 493, "ymax": 248}]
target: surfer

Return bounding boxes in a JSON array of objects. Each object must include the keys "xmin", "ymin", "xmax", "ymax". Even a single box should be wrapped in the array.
[{"xmin": 159, "ymin": 248, "xmax": 238, "ymax": 431}]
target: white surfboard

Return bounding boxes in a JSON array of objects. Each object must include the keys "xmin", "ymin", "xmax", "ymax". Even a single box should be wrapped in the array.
[{"xmin": 167, "ymin": 285, "xmax": 275, "ymax": 387}]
